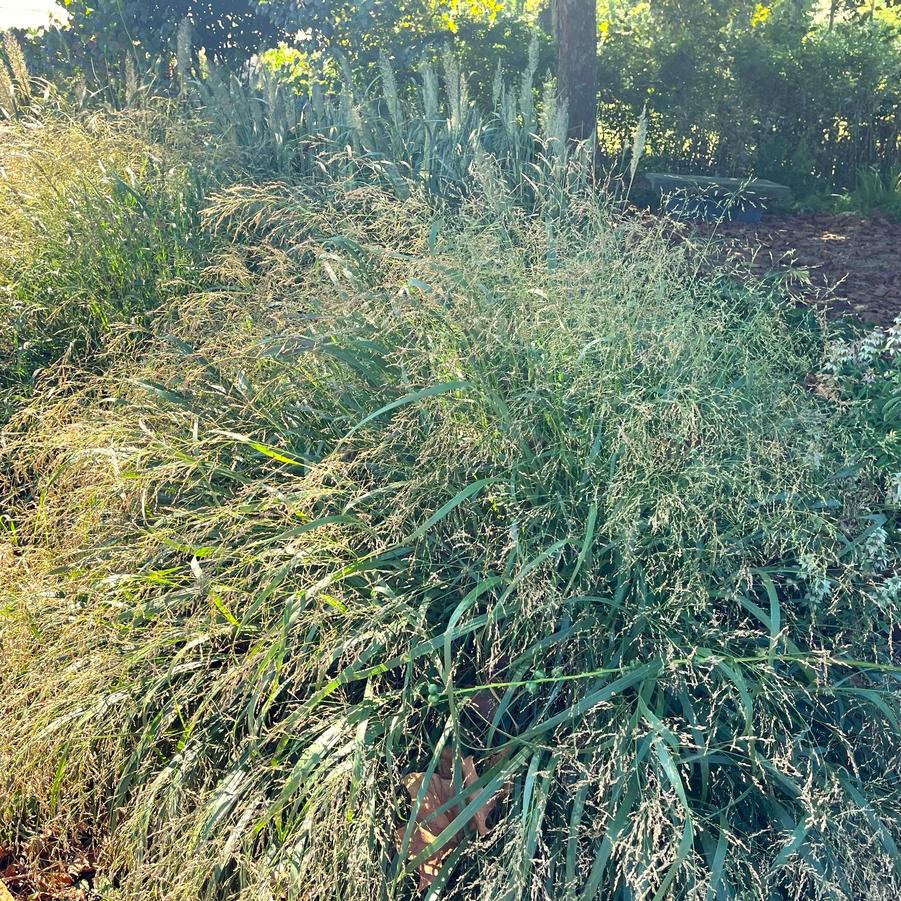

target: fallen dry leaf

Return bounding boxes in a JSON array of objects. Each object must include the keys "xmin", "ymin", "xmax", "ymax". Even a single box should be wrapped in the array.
[
  {"xmin": 395, "ymin": 749, "xmax": 504, "ymax": 892},
  {"xmin": 0, "ymin": 830, "xmax": 96, "ymax": 901}
]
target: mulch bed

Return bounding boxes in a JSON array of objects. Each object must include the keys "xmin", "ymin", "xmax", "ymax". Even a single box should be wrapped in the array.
[
  {"xmin": 692, "ymin": 212, "xmax": 901, "ymax": 327},
  {"xmin": 0, "ymin": 832, "xmax": 97, "ymax": 901}
]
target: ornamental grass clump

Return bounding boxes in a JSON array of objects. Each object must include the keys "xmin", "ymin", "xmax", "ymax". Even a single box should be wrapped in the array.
[
  {"xmin": 1, "ymin": 181, "xmax": 899, "ymax": 900},
  {"xmin": 0, "ymin": 107, "xmax": 231, "ymax": 424}
]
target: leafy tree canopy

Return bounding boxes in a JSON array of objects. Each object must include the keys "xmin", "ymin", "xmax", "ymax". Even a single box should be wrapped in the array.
[{"xmin": 58, "ymin": 0, "xmax": 289, "ymax": 63}]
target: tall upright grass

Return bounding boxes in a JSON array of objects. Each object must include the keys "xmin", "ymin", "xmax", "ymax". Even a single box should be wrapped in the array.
[
  {"xmin": 844, "ymin": 165, "xmax": 901, "ymax": 220},
  {"xmin": 180, "ymin": 35, "xmax": 593, "ymax": 208},
  {"xmin": 1, "ymin": 164, "xmax": 899, "ymax": 900},
  {"xmin": 0, "ymin": 99, "xmax": 233, "ymax": 424}
]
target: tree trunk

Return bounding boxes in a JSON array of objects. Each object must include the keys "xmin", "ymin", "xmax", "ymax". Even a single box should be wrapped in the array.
[{"xmin": 555, "ymin": 0, "xmax": 598, "ymax": 143}]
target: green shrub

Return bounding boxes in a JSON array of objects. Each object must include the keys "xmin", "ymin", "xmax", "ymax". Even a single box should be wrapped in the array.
[
  {"xmin": 596, "ymin": 3, "xmax": 901, "ymax": 192},
  {"xmin": 25, "ymin": 0, "xmax": 290, "ymax": 81},
  {"xmin": 821, "ymin": 317, "xmax": 901, "ymax": 498},
  {"xmin": 842, "ymin": 166, "xmax": 901, "ymax": 220},
  {"xmin": 813, "ymin": 317, "xmax": 901, "ymax": 652},
  {"xmin": 2, "ymin": 175, "xmax": 899, "ymax": 900}
]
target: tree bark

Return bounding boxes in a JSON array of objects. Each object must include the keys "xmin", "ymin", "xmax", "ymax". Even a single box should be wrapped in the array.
[{"xmin": 554, "ymin": 0, "xmax": 598, "ymax": 143}]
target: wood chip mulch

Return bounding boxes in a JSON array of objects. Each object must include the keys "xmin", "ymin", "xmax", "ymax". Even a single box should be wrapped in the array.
[{"xmin": 692, "ymin": 211, "xmax": 901, "ymax": 327}]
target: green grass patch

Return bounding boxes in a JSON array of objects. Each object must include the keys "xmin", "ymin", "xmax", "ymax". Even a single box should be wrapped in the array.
[
  {"xmin": 0, "ymin": 106, "xmax": 232, "ymax": 424},
  {"xmin": 1, "ymin": 141, "xmax": 899, "ymax": 899}
]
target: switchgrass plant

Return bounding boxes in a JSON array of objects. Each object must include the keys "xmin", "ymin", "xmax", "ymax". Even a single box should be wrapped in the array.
[
  {"xmin": 0, "ymin": 104, "xmax": 233, "ymax": 424},
  {"xmin": 2, "ymin": 176, "xmax": 900, "ymax": 900}
]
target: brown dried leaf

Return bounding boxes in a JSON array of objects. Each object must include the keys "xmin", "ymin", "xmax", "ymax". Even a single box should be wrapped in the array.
[
  {"xmin": 461, "ymin": 755, "xmax": 491, "ymax": 836},
  {"xmin": 396, "ymin": 753, "xmax": 504, "ymax": 891}
]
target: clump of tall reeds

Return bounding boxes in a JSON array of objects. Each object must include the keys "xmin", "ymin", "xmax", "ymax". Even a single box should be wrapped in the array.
[
  {"xmin": 0, "ymin": 33, "xmax": 30, "ymax": 119},
  {"xmin": 176, "ymin": 29, "xmax": 593, "ymax": 208}
]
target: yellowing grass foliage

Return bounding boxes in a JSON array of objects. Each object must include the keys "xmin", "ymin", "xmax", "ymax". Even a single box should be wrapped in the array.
[
  {"xmin": 0, "ymin": 106, "xmax": 230, "ymax": 423},
  {"xmin": 1, "ymin": 159, "xmax": 900, "ymax": 901}
]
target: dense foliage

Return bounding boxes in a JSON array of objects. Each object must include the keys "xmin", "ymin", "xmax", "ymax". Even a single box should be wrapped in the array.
[
  {"xmin": 597, "ymin": 0, "xmax": 901, "ymax": 193},
  {"xmin": 44, "ymin": 0, "xmax": 288, "ymax": 66},
  {"xmin": 14, "ymin": 2, "xmax": 901, "ymax": 194},
  {"xmin": 1, "ymin": 41, "xmax": 900, "ymax": 899}
]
